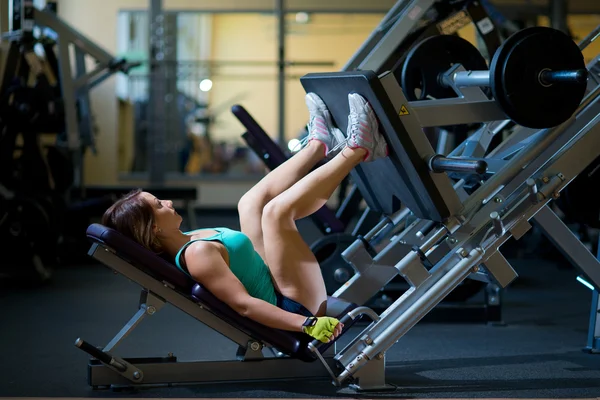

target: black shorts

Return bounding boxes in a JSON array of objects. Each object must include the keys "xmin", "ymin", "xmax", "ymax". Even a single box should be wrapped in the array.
[{"xmin": 275, "ymin": 291, "xmax": 314, "ymax": 317}]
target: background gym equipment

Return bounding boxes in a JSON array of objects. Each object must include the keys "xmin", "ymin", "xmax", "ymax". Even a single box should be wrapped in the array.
[{"xmin": 0, "ymin": 1, "xmax": 137, "ymax": 283}]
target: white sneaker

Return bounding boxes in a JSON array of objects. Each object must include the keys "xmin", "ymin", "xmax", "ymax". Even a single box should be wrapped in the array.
[
  {"xmin": 346, "ymin": 93, "xmax": 388, "ymax": 162},
  {"xmin": 303, "ymin": 92, "xmax": 346, "ymax": 156}
]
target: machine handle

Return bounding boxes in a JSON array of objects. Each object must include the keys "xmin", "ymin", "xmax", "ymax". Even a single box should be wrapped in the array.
[
  {"xmin": 429, "ymin": 155, "xmax": 488, "ymax": 175},
  {"xmin": 309, "ymin": 306, "xmax": 379, "ymax": 349},
  {"xmin": 75, "ymin": 338, "xmax": 113, "ymax": 365},
  {"xmin": 75, "ymin": 338, "xmax": 127, "ymax": 372}
]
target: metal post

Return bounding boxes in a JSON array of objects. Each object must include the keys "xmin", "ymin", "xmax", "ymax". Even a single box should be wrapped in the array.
[
  {"xmin": 148, "ymin": 0, "xmax": 166, "ymax": 185},
  {"xmin": 10, "ymin": 0, "xmax": 19, "ymax": 31},
  {"xmin": 577, "ymin": 23, "xmax": 600, "ymax": 51},
  {"xmin": 549, "ymin": 0, "xmax": 568, "ymax": 35},
  {"xmin": 586, "ymin": 235, "xmax": 600, "ymax": 354},
  {"xmin": 276, "ymin": 0, "xmax": 285, "ymax": 144},
  {"xmin": 164, "ymin": 12, "xmax": 179, "ymax": 174}
]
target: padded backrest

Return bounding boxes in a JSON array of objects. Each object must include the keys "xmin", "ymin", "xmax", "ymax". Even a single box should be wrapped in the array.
[{"xmin": 86, "ymin": 223, "xmax": 195, "ymax": 291}]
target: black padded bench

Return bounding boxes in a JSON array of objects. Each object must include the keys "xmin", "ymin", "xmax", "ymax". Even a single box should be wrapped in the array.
[{"xmin": 77, "ymin": 223, "xmax": 375, "ymax": 388}]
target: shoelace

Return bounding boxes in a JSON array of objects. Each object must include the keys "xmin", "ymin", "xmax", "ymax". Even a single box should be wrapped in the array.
[
  {"xmin": 290, "ymin": 115, "xmax": 349, "ymax": 155},
  {"xmin": 347, "ymin": 112, "xmax": 370, "ymax": 143},
  {"xmin": 292, "ymin": 133, "xmax": 348, "ymax": 156}
]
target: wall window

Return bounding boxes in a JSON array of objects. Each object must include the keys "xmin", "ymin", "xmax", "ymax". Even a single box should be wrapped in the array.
[{"xmin": 116, "ymin": 11, "xmax": 383, "ymax": 181}]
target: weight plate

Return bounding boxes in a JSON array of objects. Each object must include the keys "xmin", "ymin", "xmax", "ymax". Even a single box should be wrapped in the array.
[
  {"xmin": 401, "ymin": 34, "xmax": 489, "ymax": 101},
  {"xmin": 490, "ymin": 27, "xmax": 587, "ymax": 129},
  {"xmin": 0, "ymin": 194, "xmax": 55, "ymax": 254}
]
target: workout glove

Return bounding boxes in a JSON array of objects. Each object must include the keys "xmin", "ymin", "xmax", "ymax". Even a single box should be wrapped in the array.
[{"xmin": 302, "ymin": 316, "xmax": 340, "ymax": 343}]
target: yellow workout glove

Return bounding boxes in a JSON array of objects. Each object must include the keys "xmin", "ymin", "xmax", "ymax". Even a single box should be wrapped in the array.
[{"xmin": 302, "ymin": 316, "xmax": 340, "ymax": 343}]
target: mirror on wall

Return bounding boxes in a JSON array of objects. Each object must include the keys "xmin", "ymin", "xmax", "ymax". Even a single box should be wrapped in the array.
[{"xmin": 115, "ymin": 11, "xmax": 383, "ymax": 181}]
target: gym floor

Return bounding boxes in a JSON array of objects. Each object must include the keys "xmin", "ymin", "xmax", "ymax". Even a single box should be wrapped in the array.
[{"xmin": 2, "ymin": 210, "xmax": 600, "ymax": 398}]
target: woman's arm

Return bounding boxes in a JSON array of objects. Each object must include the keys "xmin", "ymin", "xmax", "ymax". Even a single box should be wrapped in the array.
[{"xmin": 185, "ymin": 243, "xmax": 307, "ymax": 332}]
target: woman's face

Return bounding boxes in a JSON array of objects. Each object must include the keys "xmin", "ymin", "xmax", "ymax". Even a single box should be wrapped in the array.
[{"xmin": 140, "ymin": 191, "xmax": 183, "ymax": 232}]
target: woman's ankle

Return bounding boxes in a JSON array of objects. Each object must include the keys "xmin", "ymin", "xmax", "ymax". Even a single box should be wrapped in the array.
[{"xmin": 342, "ymin": 145, "xmax": 368, "ymax": 162}]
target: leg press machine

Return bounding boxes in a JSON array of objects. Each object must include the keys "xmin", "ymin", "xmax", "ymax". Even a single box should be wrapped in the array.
[{"xmin": 78, "ymin": 0, "xmax": 600, "ymax": 392}]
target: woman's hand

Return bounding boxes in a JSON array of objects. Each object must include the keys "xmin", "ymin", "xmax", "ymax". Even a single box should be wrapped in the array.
[{"xmin": 302, "ymin": 316, "xmax": 345, "ymax": 343}]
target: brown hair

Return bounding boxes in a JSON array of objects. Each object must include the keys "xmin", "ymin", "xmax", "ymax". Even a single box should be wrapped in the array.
[{"xmin": 102, "ymin": 189, "xmax": 162, "ymax": 253}]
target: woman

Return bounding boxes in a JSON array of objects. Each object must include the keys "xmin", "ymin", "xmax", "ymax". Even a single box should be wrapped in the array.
[{"xmin": 102, "ymin": 93, "xmax": 388, "ymax": 343}]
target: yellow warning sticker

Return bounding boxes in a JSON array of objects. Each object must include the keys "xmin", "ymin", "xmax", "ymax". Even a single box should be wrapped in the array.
[{"xmin": 399, "ymin": 105, "xmax": 410, "ymax": 116}]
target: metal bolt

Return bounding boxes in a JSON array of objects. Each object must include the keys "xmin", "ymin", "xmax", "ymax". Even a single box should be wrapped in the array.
[
  {"xmin": 133, "ymin": 371, "xmax": 141, "ymax": 380},
  {"xmin": 357, "ymin": 355, "xmax": 362, "ymax": 361},
  {"xmin": 552, "ymin": 192, "xmax": 560, "ymax": 199},
  {"xmin": 494, "ymin": 197, "xmax": 503, "ymax": 203},
  {"xmin": 147, "ymin": 306, "xmax": 156, "ymax": 315},
  {"xmin": 459, "ymin": 248, "xmax": 468, "ymax": 258},
  {"xmin": 376, "ymin": 353, "xmax": 384, "ymax": 360},
  {"xmin": 542, "ymin": 176, "xmax": 550, "ymax": 183},
  {"xmin": 447, "ymin": 237, "xmax": 458, "ymax": 244},
  {"xmin": 250, "ymin": 341, "xmax": 261, "ymax": 351},
  {"xmin": 472, "ymin": 266, "xmax": 480, "ymax": 273},
  {"xmin": 364, "ymin": 337, "xmax": 373, "ymax": 345}
]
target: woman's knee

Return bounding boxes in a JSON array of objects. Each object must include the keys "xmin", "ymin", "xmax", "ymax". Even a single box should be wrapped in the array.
[
  {"xmin": 238, "ymin": 195, "xmax": 266, "ymax": 233},
  {"xmin": 261, "ymin": 197, "xmax": 293, "ymax": 227},
  {"xmin": 238, "ymin": 192, "xmax": 264, "ymax": 216}
]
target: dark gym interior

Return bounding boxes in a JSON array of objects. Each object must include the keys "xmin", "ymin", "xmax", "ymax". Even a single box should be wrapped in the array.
[{"xmin": 2, "ymin": 0, "xmax": 600, "ymax": 398}]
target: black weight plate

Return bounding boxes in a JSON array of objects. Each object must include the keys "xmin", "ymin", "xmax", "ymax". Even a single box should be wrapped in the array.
[
  {"xmin": 401, "ymin": 34, "xmax": 489, "ymax": 101},
  {"xmin": 490, "ymin": 27, "xmax": 587, "ymax": 129},
  {"xmin": 489, "ymin": 27, "xmax": 540, "ymax": 126},
  {"xmin": 0, "ymin": 194, "xmax": 54, "ymax": 249}
]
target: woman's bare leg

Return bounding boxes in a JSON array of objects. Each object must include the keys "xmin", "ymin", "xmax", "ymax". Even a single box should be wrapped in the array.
[
  {"xmin": 262, "ymin": 93, "xmax": 387, "ymax": 315},
  {"xmin": 261, "ymin": 146, "xmax": 367, "ymax": 315},
  {"xmin": 238, "ymin": 93, "xmax": 343, "ymax": 260}
]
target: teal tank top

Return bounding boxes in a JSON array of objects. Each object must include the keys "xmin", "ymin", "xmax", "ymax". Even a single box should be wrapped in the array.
[{"xmin": 174, "ymin": 227, "xmax": 277, "ymax": 306}]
